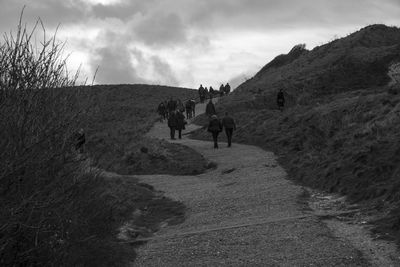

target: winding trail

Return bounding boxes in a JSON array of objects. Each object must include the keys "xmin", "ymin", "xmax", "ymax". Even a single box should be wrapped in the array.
[{"xmin": 133, "ymin": 101, "xmax": 369, "ymax": 266}]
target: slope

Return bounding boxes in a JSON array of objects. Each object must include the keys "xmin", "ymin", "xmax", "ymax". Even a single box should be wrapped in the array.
[{"xmin": 192, "ymin": 24, "xmax": 400, "ymax": 244}]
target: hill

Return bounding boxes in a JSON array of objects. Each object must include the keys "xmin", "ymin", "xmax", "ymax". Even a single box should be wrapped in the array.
[
  {"xmin": 192, "ymin": 24, "xmax": 400, "ymax": 243},
  {"xmin": 78, "ymin": 84, "xmax": 207, "ymax": 175}
]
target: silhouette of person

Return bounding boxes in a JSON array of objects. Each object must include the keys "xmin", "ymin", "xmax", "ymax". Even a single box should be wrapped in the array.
[
  {"xmin": 168, "ymin": 111, "xmax": 178, "ymax": 140},
  {"xmin": 207, "ymin": 115, "xmax": 222, "ymax": 149},
  {"xmin": 175, "ymin": 110, "xmax": 186, "ymax": 139},
  {"xmin": 222, "ymin": 112, "xmax": 236, "ymax": 147},
  {"xmin": 206, "ymin": 98, "xmax": 216, "ymax": 118}
]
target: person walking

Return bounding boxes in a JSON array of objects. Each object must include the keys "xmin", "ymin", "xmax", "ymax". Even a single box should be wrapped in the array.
[
  {"xmin": 157, "ymin": 101, "xmax": 167, "ymax": 121},
  {"xmin": 222, "ymin": 112, "xmax": 236, "ymax": 147},
  {"xmin": 205, "ymin": 98, "xmax": 216, "ymax": 118},
  {"xmin": 277, "ymin": 89, "xmax": 285, "ymax": 111},
  {"xmin": 185, "ymin": 100, "xmax": 193, "ymax": 119},
  {"xmin": 168, "ymin": 111, "xmax": 178, "ymax": 140},
  {"xmin": 224, "ymin": 83, "xmax": 231, "ymax": 94},
  {"xmin": 167, "ymin": 97, "xmax": 177, "ymax": 114},
  {"xmin": 176, "ymin": 110, "xmax": 186, "ymax": 139},
  {"xmin": 208, "ymin": 115, "xmax": 222, "ymax": 149}
]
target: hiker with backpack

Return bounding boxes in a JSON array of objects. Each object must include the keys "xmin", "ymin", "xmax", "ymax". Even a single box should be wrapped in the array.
[
  {"xmin": 208, "ymin": 115, "xmax": 223, "ymax": 149},
  {"xmin": 222, "ymin": 112, "xmax": 237, "ymax": 147}
]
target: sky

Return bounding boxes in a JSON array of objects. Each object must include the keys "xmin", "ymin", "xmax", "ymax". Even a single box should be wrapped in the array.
[{"xmin": 0, "ymin": 0, "xmax": 400, "ymax": 89}]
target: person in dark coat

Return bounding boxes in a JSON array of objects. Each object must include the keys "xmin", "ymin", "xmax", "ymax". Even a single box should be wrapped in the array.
[
  {"xmin": 175, "ymin": 110, "xmax": 186, "ymax": 139},
  {"xmin": 198, "ymin": 84, "xmax": 205, "ymax": 103},
  {"xmin": 224, "ymin": 83, "xmax": 231, "ymax": 94},
  {"xmin": 190, "ymin": 99, "xmax": 196, "ymax": 117},
  {"xmin": 167, "ymin": 97, "xmax": 177, "ymax": 113},
  {"xmin": 222, "ymin": 112, "xmax": 236, "ymax": 147},
  {"xmin": 157, "ymin": 102, "xmax": 167, "ymax": 121},
  {"xmin": 208, "ymin": 115, "xmax": 222, "ymax": 148},
  {"xmin": 168, "ymin": 111, "xmax": 178, "ymax": 140},
  {"xmin": 277, "ymin": 89, "xmax": 285, "ymax": 111},
  {"xmin": 219, "ymin": 84, "xmax": 225, "ymax": 97},
  {"xmin": 185, "ymin": 100, "xmax": 193, "ymax": 119},
  {"xmin": 205, "ymin": 98, "xmax": 216, "ymax": 118}
]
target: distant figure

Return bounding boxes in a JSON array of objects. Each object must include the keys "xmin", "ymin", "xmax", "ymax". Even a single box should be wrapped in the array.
[
  {"xmin": 157, "ymin": 102, "xmax": 167, "ymax": 121},
  {"xmin": 185, "ymin": 100, "xmax": 193, "ymax": 119},
  {"xmin": 168, "ymin": 111, "xmax": 178, "ymax": 140},
  {"xmin": 175, "ymin": 110, "xmax": 186, "ymax": 139},
  {"xmin": 75, "ymin": 128, "xmax": 86, "ymax": 153},
  {"xmin": 198, "ymin": 84, "xmax": 205, "ymax": 103},
  {"xmin": 209, "ymin": 86, "xmax": 215, "ymax": 98},
  {"xmin": 219, "ymin": 84, "xmax": 225, "ymax": 97},
  {"xmin": 277, "ymin": 89, "xmax": 285, "ymax": 111},
  {"xmin": 205, "ymin": 98, "xmax": 216, "ymax": 118},
  {"xmin": 177, "ymin": 99, "xmax": 185, "ymax": 113},
  {"xmin": 224, "ymin": 83, "xmax": 231, "ymax": 95},
  {"xmin": 190, "ymin": 99, "xmax": 196, "ymax": 117},
  {"xmin": 222, "ymin": 112, "xmax": 236, "ymax": 147},
  {"xmin": 167, "ymin": 97, "xmax": 177, "ymax": 113},
  {"xmin": 207, "ymin": 115, "xmax": 223, "ymax": 149}
]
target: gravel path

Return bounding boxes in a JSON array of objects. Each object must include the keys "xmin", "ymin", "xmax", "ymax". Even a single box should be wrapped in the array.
[{"xmin": 133, "ymin": 101, "xmax": 369, "ymax": 266}]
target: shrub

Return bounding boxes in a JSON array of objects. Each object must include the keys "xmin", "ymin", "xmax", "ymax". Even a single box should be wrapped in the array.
[{"xmin": 0, "ymin": 12, "xmax": 131, "ymax": 266}]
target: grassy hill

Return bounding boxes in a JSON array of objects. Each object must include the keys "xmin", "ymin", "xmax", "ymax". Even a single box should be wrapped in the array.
[
  {"xmin": 79, "ymin": 84, "xmax": 206, "ymax": 175},
  {"xmin": 192, "ymin": 24, "xmax": 400, "ymax": 243}
]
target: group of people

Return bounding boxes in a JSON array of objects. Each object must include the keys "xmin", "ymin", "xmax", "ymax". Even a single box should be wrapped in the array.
[
  {"xmin": 205, "ymin": 98, "xmax": 236, "ymax": 148},
  {"xmin": 198, "ymin": 83, "xmax": 231, "ymax": 103},
  {"xmin": 157, "ymin": 97, "xmax": 196, "ymax": 123},
  {"xmin": 157, "ymin": 97, "xmax": 196, "ymax": 140},
  {"xmin": 158, "ymin": 87, "xmax": 285, "ymax": 148}
]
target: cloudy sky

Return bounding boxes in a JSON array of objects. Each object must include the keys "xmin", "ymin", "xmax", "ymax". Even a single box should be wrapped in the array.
[{"xmin": 1, "ymin": 0, "xmax": 400, "ymax": 89}]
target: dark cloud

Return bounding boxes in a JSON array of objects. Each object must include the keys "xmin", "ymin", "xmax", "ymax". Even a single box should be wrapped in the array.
[{"xmin": 134, "ymin": 13, "xmax": 187, "ymax": 46}]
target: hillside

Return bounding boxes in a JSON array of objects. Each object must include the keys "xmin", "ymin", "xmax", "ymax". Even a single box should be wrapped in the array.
[
  {"xmin": 192, "ymin": 24, "xmax": 400, "ymax": 243},
  {"xmin": 78, "ymin": 84, "xmax": 207, "ymax": 175}
]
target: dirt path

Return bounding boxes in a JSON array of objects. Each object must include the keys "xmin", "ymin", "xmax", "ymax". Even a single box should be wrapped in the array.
[{"xmin": 133, "ymin": 101, "xmax": 371, "ymax": 266}]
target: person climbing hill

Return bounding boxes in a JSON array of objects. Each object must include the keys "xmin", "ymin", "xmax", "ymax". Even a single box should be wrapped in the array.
[
  {"xmin": 207, "ymin": 115, "xmax": 222, "ymax": 149},
  {"xmin": 277, "ymin": 89, "xmax": 285, "ymax": 111},
  {"xmin": 206, "ymin": 98, "xmax": 216, "ymax": 118},
  {"xmin": 222, "ymin": 112, "xmax": 236, "ymax": 147},
  {"xmin": 175, "ymin": 110, "xmax": 186, "ymax": 139}
]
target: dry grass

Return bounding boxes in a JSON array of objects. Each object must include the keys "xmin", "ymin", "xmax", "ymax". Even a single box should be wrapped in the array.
[{"xmin": 192, "ymin": 24, "xmax": 400, "ymax": 245}]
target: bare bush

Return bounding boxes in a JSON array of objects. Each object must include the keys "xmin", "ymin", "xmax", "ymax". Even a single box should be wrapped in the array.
[{"xmin": 0, "ymin": 12, "xmax": 127, "ymax": 266}]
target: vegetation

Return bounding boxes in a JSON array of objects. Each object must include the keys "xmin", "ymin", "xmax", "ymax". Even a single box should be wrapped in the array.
[
  {"xmin": 0, "ymin": 15, "xmax": 194, "ymax": 266},
  {"xmin": 192, "ymin": 24, "xmax": 400, "ymax": 244},
  {"xmin": 78, "ymin": 84, "xmax": 205, "ymax": 175}
]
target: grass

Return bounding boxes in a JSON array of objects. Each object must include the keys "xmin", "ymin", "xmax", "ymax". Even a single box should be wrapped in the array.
[{"xmin": 191, "ymin": 24, "xmax": 400, "ymax": 245}]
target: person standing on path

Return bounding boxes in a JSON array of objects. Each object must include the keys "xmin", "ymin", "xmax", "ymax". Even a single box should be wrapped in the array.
[
  {"xmin": 168, "ymin": 111, "xmax": 178, "ymax": 140},
  {"xmin": 205, "ymin": 98, "xmax": 216, "ymax": 118},
  {"xmin": 222, "ymin": 112, "xmax": 236, "ymax": 147},
  {"xmin": 175, "ymin": 110, "xmax": 186, "ymax": 139},
  {"xmin": 167, "ymin": 97, "xmax": 177, "ymax": 114},
  {"xmin": 207, "ymin": 115, "xmax": 222, "ymax": 149}
]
